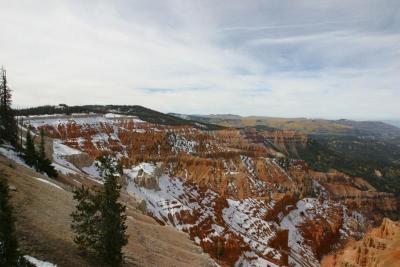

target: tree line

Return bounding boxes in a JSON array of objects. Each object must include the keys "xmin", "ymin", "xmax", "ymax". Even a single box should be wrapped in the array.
[
  {"xmin": 0, "ymin": 67, "xmax": 57, "ymax": 178},
  {"xmin": 0, "ymin": 67, "xmax": 18, "ymax": 147}
]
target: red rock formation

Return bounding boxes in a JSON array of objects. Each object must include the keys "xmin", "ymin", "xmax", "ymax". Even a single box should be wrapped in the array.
[
  {"xmin": 24, "ymin": 114, "xmax": 398, "ymax": 266},
  {"xmin": 309, "ymin": 170, "xmax": 399, "ymax": 221},
  {"xmin": 322, "ymin": 218, "xmax": 400, "ymax": 267}
]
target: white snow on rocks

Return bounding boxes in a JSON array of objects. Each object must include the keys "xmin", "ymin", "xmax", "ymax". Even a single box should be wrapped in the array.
[
  {"xmin": 222, "ymin": 199, "xmax": 280, "ymax": 260},
  {"xmin": 127, "ymin": 174, "xmax": 196, "ymax": 231},
  {"xmin": 168, "ymin": 133, "xmax": 197, "ymax": 154},
  {"xmin": 124, "ymin": 162, "xmax": 156, "ymax": 179},
  {"xmin": 235, "ymin": 251, "xmax": 279, "ymax": 267},
  {"xmin": 127, "ymin": 167, "xmax": 283, "ymax": 266},
  {"xmin": 51, "ymin": 140, "xmax": 82, "ymax": 175},
  {"xmin": 280, "ymin": 198, "xmax": 324, "ymax": 267}
]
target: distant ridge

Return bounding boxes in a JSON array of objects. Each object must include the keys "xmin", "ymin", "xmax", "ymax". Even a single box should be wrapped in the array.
[
  {"xmin": 383, "ymin": 120, "xmax": 400, "ymax": 129},
  {"xmin": 172, "ymin": 113, "xmax": 400, "ymax": 138},
  {"xmin": 17, "ymin": 105, "xmax": 225, "ymax": 130}
]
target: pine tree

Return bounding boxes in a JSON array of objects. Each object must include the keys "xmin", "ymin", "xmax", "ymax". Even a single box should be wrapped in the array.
[
  {"xmin": 37, "ymin": 129, "xmax": 57, "ymax": 177},
  {"xmin": 0, "ymin": 176, "xmax": 19, "ymax": 266},
  {"xmin": 24, "ymin": 129, "xmax": 37, "ymax": 168},
  {"xmin": 0, "ymin": 67, "xmax": 18, "ymax": 146},
  {"xmin": 71, "ymin": 156, "xmax": 128, "ymax": 266},
  {"xmin": 71, "ymin": 186, "xmax": 102, "ymax": 254},
  {"xmin": 38, "ymin": 129, "xmax": 46, "ymax": 161},
  {"xmin": 97, "ymin": 157, "xmax": 128, "ymax": 266}
]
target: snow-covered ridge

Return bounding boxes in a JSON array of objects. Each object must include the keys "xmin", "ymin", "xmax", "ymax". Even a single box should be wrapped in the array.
[
  {"xmin": 24, "ymin": 113, "xmax": 144, "ymax": 128},
  {"xmin": 51, "ymin": 140, "xmax": 82, "ymax": 176}
]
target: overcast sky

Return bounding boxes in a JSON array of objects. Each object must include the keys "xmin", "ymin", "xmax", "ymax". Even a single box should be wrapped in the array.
[{"xmin": 1, "ymin": 0, "xmax": 399, "ymax": 119}]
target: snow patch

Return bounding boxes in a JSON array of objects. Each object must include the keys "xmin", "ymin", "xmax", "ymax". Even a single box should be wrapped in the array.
[
  {"xmin": 0, "ymin": 146, "xmax": 30, "ymax": 168},
  {"xmin": 124, "ymin": 162, "xmax": 156, "ymax": 179},
  {"xmin": 24, "ymin": 255, "xmax": 57, "ymax": 267},
  {"xmin": 280, "ymin": 198, "xmax": 323, "ymax": 267},
  {"xmin": 235, "ymin": 251, "xmax": 278, "ymax": 267},
  {"xmin": 52, "ymin": 140, "xmax": 82, "ymax": 175},
  {"xmin": 33, "ymin": 177, "xmax": 64, "ymax": 190}
]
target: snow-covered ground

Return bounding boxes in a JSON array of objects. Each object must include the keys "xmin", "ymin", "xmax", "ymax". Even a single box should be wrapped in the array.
[
  {"xmin": 25, "ymin": 113, "xmax": 144, "ymax": 129},
  {"xmin": 82, "ymin": 162, "xmax": 102, "ymax": 179},
  {"xmin": 280, "ymin": 198, "xmax": 320, "ymax": 267},
  {"xmin": 222, "ymin": 199, "xmax": 280, "ymax": 260},
  {"xmin": 51, "ymin": 140, "xmax": 82, "ymax": 175},
  {"xmin": 168, "ymin": 133, "xmax": 197, "ymax": 154},
  {"xmin": 24, "ymin": 255, "xmax": 57, "ymax": 267},
  {"xmin": 235, "ymin": 251, "xmax": 279, "ymax": 267},
  {"xmin": 124, "ymin": 162, "xmax": 156, "ymax": 179},
  {"xmin": 33, "ymin": 177, "xmax": 64, "ymax": 190},
  {"xmin": 0, "ymin": 145, "xmax": 30, "ymax": 168},
  {"xmin": 127, "ymin": 173, "xmax": 198, "ymax": 231}
]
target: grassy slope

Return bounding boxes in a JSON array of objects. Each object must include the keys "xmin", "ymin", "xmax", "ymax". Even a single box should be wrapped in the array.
[{"xmin": 0, "ymin": 155, "xmax": 214, "ymax": 267}]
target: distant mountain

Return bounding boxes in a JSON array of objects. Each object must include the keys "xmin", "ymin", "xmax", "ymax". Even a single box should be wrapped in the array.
[
  {"xmin": 175, "ymin": 114, "xmax": 400, "ymax": 139},
  {"xmin": 383, "ymin": 120, "xmax": 400, "ymax": 129},
  {"xmin": 191, "ymin": 114, "xmax": 243, "ymax": 120}
]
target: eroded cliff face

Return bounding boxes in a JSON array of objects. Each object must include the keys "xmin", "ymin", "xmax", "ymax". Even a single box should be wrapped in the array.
[
  {"xmin": 321, "ymin": 218, "xmax": 400, "ymax": 267},
  {"xmin": 308, "ymin": 170, "xmax": 398, "ymax": 220},
  {"xmin": 23, "ymin": 114, "xmax": 399, "ymax": 266}
]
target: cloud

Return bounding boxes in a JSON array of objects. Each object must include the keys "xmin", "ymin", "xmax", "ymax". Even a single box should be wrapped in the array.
[{"xmin": 0, "ymin": 0, "xmax": 399, "ymax": 120}]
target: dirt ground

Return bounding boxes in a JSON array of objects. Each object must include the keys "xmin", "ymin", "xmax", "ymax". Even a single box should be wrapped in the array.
[{"xmin": 0, "ymin": 155, "xmax": 215, "ymax": 267}]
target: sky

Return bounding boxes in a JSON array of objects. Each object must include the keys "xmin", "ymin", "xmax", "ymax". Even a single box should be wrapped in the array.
[{"xmin": 1, "ymin": 0, "xmax": 399, "ymax": 120}]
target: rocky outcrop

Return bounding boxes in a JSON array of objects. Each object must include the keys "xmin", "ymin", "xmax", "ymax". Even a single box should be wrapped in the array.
[{"xmin": 321, "ymin": 218, "xmax": 400, "ymax": 267}]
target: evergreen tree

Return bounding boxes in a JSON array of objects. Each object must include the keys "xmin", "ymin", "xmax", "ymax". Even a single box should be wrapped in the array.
[
  {"xmin": 0, "ymin": 67, "xmax": 18, "ymax": 146},
  {"xmin": 0, "ymin": 176, "xmax": 19, "ymax": 266},
  {"xmin": 71, "ymin": 186, "xmax": 101, "ymax": 254},
  {"xmin": 38, "ymin": 129, "xmax": 46, "ymax": 161},
  {"xmin": 97, "ymin": 157, "xmax": 128, "ymax": 266},
  {"xmin": 37, "ymin": 129, "xmax": 57, "ymax": 178},
  {"xmin": 71, "ymin": 156, "xmax": 127, "ymax": 266},
  {"xmin": 23, "ymin": 129, "xmax": 37, "ymax": 168}
]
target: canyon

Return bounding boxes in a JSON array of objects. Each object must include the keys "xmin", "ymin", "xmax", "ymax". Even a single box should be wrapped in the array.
[{"xmin": 4, "ymin": 111, "xmax": 398, "ymax": 267}]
